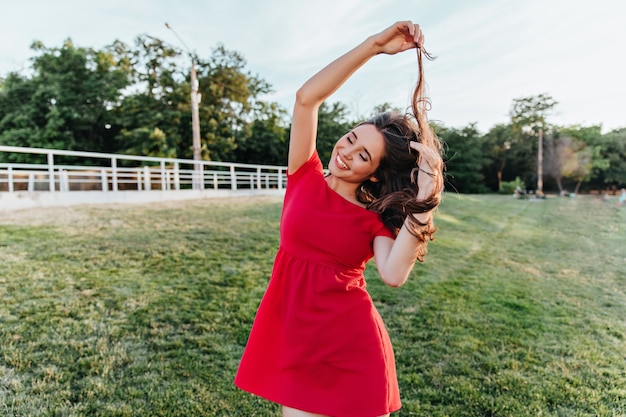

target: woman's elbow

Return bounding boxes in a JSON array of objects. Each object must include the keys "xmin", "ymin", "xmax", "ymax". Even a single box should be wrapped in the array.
[
  {"xmin": 385, "ymin": 280, "xmax": 404, "ymax": 288},
  {"xmin": 294, "ymin": 86, "xmax": 321, "ymax": 108},
  {"xmin": 379, "ymin": 272, "xmax": 407, "ymax": 288}
]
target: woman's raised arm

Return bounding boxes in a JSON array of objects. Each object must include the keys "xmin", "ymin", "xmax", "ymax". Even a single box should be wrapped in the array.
[{"xmin": 288, "ymin": 21, "xmax": 425, "ymax": 174}]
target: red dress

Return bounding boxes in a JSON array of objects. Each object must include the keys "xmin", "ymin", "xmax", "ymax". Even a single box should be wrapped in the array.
[{"xmin": 235, "ymin": 152, "xmax": 401, "ymax": 417}]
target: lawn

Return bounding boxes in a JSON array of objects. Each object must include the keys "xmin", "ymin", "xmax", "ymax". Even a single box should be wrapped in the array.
[{"xmin": 1, "ymin": 194, "xmax": 625, "ymax": 416}]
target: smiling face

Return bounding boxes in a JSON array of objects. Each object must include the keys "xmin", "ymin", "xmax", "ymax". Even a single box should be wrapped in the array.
[{"xmin": 328, "ymin": 124, "xmax": 385, "ymax": 184}]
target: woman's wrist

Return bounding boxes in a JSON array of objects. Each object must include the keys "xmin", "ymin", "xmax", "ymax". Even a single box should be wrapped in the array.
[
  {"xmin": 363, "ymin": 35, "xmax": 383, "ymax": 56},
  {"xmin": 412, "ymin": 210, "xmax": 433, "ymax": 225}
]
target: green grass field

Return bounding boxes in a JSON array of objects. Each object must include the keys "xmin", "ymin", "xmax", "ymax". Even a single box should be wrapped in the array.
[{"xmin": 1, "ymin": 194, "xmax": 625, "ymax": 416}]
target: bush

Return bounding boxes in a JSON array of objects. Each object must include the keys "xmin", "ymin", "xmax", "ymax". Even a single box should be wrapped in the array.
[{"xmin": 500, "ymin": 176, "xmax": 525, "ymax": 195}]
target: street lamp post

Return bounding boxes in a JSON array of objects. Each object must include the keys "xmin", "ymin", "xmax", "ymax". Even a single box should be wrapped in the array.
[
  {"xmin": 537, "ymin": 127, "xmax": 543, "ymax": 194},
  {"xmin": 165, "ymin": 23, "xmax": 203, "ymax": 190}
]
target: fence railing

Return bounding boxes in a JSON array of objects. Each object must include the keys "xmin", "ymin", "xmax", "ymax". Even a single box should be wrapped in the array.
[{"xmin": 0, "ymin": 146, "xmax": 287, "ymax": 193}]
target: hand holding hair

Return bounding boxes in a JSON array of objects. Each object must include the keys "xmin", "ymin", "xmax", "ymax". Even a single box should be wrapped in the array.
[
  {"xmin": 372, "ymin": 21, "xmax": 425, "ymax": 55},
  {"xmin": 409, "ymin": 141, "xmax": 443, "ymax": 202}
]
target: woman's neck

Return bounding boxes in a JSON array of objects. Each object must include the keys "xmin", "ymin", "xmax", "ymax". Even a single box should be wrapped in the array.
[{"xmin": 325, "ymin": 175, "xmax": 364, "ymax": 207}]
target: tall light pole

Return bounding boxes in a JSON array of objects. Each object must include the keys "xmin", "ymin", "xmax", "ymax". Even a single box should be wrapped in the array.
[
  {"xmin": 537, "ymin": 126, "xmax": 543, "ymax": 195},
  {"xmin": 165, "ymin": 22, "xmax": 203, "ymax": 189}
]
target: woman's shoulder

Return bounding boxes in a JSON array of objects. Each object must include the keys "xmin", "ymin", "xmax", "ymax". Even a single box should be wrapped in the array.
[{"xmin": 287, "ymin": 152, "xmax": 324, "ymax": 181}]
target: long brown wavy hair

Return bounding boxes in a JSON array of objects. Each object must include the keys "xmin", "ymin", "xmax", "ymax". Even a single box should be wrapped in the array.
[{"xmin": 357, "ymin": 47, "xmax": 444, "ymax": 250}]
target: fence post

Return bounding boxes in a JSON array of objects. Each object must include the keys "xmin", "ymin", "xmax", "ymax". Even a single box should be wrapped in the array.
[
  {"xmin": 136, "ymin": 169, "xmax": 142, "ymax": 191},
  {"xmin": 28, "ymin": 173, "xmax": 35, "ymax": 192},
  {"xmin": 160, "ymin": 161, "xmax": 166, "ymax": 191},
  {"xmin": 101, "ymin": 169, "xmax": 108, "ymax": 192},
  {"xmin": 8, "ymin": 166, "xmax": 14, "ymax": 192},
  {"xmin": 143, "ymin": 166, "xmax": 151, "ymax": 190},
  {"xmin": 60, "ymin": 170, "xmax": 69, "ymax": 192},
  {"xmin": 278, "ymin": 168, "xmax": 283, "ymax": 190},
  {"xmin": 199, "ymin": 163, "xmax": 205, "ymax": 190},
  {"xmin": 174, "ymin": 163, "xmax": 180, "ymax": 190},
  {"xmin": 230, "ymin": 165, "xmax": 237, "ymax": 190},
  {"xmin": 47, "ymin": 152, "xmax": 55, "ymax": 192},
  {"xmin": 111, "ymin": 158, "xmax": 118, "ymax": 191}
]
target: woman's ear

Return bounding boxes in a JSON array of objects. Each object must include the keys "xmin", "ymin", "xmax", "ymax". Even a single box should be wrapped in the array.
[{"xmin": 369, "ymin": 175, "xmax": 379, "ymax": 183}]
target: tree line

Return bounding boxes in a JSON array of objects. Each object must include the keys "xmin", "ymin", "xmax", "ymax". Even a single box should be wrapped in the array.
[{"xmin": 1, "ymin": 35, "xmax": 624, "ymax": 194}]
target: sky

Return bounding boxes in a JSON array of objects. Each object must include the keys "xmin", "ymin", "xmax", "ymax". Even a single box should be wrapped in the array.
[{"xmin": 2, "ymin": 0, "xmax": 625, "ymax": 133}]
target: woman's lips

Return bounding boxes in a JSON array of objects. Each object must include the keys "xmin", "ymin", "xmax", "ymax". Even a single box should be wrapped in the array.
[{"xmin": 336, "ymin": 154, "xmax": 348, "ymax": 169}]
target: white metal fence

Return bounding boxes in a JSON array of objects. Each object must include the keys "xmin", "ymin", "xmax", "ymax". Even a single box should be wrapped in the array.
[{"xmin": 0, "ymin": 146, "xmax": 287, "ymax": 193}]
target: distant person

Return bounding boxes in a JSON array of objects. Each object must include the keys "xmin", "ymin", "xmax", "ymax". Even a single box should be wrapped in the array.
[
  {"xmin": 618, "ymin": 188, "xmax": 626, "ymax": 207},
  {"xmin": 234, "ymin": 21, "xmax": 444, "ymax": 417}
]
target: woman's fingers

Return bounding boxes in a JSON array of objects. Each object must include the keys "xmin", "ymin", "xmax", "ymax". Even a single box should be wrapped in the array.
[
  {"xmin": 406, "ymin": 21, "xmax": 415, "ymax": 37},
  {"xmin": 401, "ymin": 21, "xmax": 423, "ymax": 47},
  {"xmin": 409, "ymin": 141, "xmax": 440, "ymax": 171},
  {"xmin": 408, "ymin": 22, "xmax": 423, "ymax": 47},
  {"xmin": 401, "ymin": 21, "xmax": 424, "ymax": 47},
  {"xmin": 376, "ymin": 21, "xmax": 425, "ymax": 54}
]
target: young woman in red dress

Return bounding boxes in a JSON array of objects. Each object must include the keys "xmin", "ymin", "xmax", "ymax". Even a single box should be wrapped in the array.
[{"xmin": 235, "ymin": 21, "xmax": 444, "ymax": 417}]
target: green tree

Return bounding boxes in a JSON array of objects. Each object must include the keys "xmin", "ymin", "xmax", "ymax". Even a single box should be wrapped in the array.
[
  {"xmin": 482, "ymin": 123, "xmax": 516, "ymax": 191},
  {"xmin": 598, "ymin": 127, "xmax": 626, "ymax": 189},
  {"xmin": 112, "ymin": 38, "xmax": 284, "ymax": 163},
  {"xmin": 509, "ymin": 93, "xmax": 558, "ymax": 192},
  {"xmin": 234, "ymin": 103, "xmax": 288, "ymax": 165},
  {"xmin": 544, "ymin": 134, "xmax": 575, "ymax": 193},
  {"xmin": 0, "ymin": 40, "xmax": 131, "ymax": 161},
  {"xmin": 0, "ymin": 34, "xmax": 288, "ymax": 167},
  {"xmin": 0, "ymin": 72, "xmax": 40, "ymax": 162},
  {"xmin": 113, "ymin": 35, "xmax": 186, "ymax": 159},
  {"xmin": 553, "ymin": 125, "xmax": 608, "ymax": 194},
  {"xmin": 196, "ymin": 44, "xmax": 276, "ymax": 162},
  {"xmin": 438, "ymin": 123, "xmax": 490, "ymax": 193}
]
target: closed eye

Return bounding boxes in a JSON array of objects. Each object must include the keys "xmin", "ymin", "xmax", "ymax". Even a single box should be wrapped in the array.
[{"xmin": 347, "ymin": 131, "xmax": 371, "ymax": 162}]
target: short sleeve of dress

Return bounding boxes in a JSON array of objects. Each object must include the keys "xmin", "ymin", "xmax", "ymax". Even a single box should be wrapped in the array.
[
  {"xmin": 287, "ymin": 152, "xmax": 323, "ymax": 183},
  {"xmin": 373, "ymin": 221, "xmax": 395, "ymax": 240}
]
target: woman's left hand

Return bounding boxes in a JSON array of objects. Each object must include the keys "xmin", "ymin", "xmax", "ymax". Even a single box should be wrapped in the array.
[{"xmin": 409, "ymin": 141, "xmax": 442, "ymax": 202}]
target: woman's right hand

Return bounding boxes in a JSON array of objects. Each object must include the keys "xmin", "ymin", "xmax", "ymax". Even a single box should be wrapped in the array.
[{"xmin": 372, "ymin": 21, "xmax": 425, "ymax": 55}]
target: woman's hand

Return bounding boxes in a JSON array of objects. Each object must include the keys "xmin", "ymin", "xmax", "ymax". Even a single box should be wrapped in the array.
[
  {"xmin": 372, "ymin": 21, "xmax": 425, "ymax": 55},
  {"xmin": 409, "ymin": 141, "xmax": 442, "ymax": 202}
]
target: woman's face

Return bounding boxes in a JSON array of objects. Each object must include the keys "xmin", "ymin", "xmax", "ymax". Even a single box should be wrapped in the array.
[{"xmin": 328, "ymin": 124, "xmax": 385, "ymax": 183}]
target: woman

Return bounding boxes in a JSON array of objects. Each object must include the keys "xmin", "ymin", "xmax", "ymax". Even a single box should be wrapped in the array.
[{"xmin": 235, "ymin": 21, "xmax": 444, "ymax": 417}]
